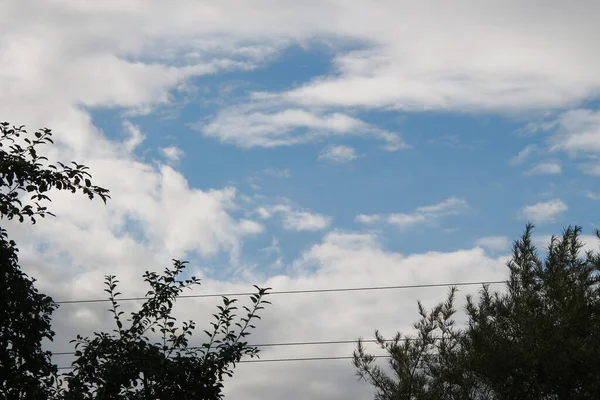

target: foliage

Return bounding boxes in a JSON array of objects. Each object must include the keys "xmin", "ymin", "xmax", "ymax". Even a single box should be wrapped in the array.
[
  {"xmin": 464, "ymin": 224, "xmax": 600, "ymax": 399},
  {"xmin": 60, "ymin": 261, "xmax": 271, "ymax": 400},
  {"xmin": 0, "ymin": 228, "xmax": 59, "ymax": 399},
  {"xmin": 354, "ymin": 223, "xmax": 600, "ymax": 400},
  {"xmin": 0, "ymin": 122, "xmax": 110, "ymax": 399},
  {"xmin": 0, "ymin": 122, "xmax": 109, "ymax": 224},
  {"xmin": 353, "ymin": 288, "xmax": 478, "ymax": 400},
  {"xmin": 0, "ymin": 122, "xmax": 272, "ymax": 400}
]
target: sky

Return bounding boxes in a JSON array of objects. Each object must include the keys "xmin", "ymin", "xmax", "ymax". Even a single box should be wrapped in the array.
[{"xmin": 1, "ymin": 1, "xmax": 600, "ymax": 399}]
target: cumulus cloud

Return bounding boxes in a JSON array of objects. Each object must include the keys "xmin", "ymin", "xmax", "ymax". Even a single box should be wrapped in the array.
[
  {"xmin": 550, "ymin": 109, "xmax": 600, "ymax": 155},
  {"xmin": 122, "ymin": 121, "xmax": 145, "ymax": 152},
  {"xmin": 319, "ymin": 145, "xmax": 359, "ymax": 163},
  {"xmin": 474, "ymin": 236, "xmax": 511, "ymax": 252},
  {"xmin": 520, "ymin": 199, "xmax": 568, "ymax": 224},
  {"xmin": 160, "ymin": 146, "xmax": 184, "ymax": 163},
  {"xmin": 524, "ymin": 161, "xmax": 562, "ymax": 175},
  {"xmin": 26, "ymin": 228, "xmax": 508, "ymax": 400},
  {"xmin": 357, "ymin": 197, "xmax": 468, "ymax": 230},
  {"xmin": 256, "ymin": 203, "xmax": 332, "ymax": 232},
  {"xmin": 279, "ymin": 208, "xmax": 331, "ymax": 231}
]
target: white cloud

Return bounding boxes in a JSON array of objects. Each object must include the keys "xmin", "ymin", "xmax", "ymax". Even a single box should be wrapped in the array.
[
  {"xmin": 414, "ymin": 197, "xmax": 468, "ymax": 215},
  {"xmin": 586, "ymin": 191, "xmax": 600, "ymax": 200},
  {"xmin": 388, "ymin": 213, "xmax": 429, "ymax": 229},
  {"xmin": 524, "ymin": 161, "xmax": 562, "ymax": 175},
  {"xmin": 474, "ymin": 236, "xmax": 511, "ymax": 252},
  {"xmin": 239, "ymin": 219, "xmax": 265, "ymax": 234},
  {"xmin": 1, "ymin": 1, "xmax": 599, "ymax": 134},
  {"xmin": 224, "ymin": 231, "xmax": 508, "ymax": 400},
  {"xmin": 160, "ymin": 146, "xmax": 184, "ymax": 163},
  {"xmin": 255, "ymin": 206, "xmax": 273, "ymax": 219},
  {"xmin": 520, "ymin": 199, "xmax": 568, "ymax": 224},
  {"xmin": 355, "ymin": 214, "xmax": 381, "ymax": 224},
  {"xmin": 195, "ymin": 106, "xmax": 406, "ymax": 149},
  {"xmin": 357, "ymin": 197, "xmax": 468, "ymax": 230},
  {"xmin": 509, "ymin": 144, "xmax": 537, "ymax": 165},
  {"xmin": 274, "ymin": 205, "xmax": 332, "ymax": 232},
  {"xmin": 122, "ymin": 121, "xmax": 145, "ymax": 152},
  {"xmin": 27, "ymin": 228, "xmax": 508, "ymax": 400},
  {"xmin": 272, "ymin": 1, "xmax": 600, "ymax": 113},
  {"xmin": 580, "ymin": 162, "xmax": 600, "ymax": 175},
  {"xmin": 319, "ymin": 145, "xmax": 359, "ymax": 163},
  {"xmin": 255, "ymin": 203, "xmax": 332, "ymax": 231},
  {"xmin": 550, "ymin": 109, "xmax": 600, "ymax": 155}
]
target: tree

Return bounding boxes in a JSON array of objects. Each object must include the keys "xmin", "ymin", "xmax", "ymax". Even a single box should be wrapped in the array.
[
  {"xmin": 353, "ymin": 287, "xmax": 479, "ymax": 400},
  {"xmin": 60, "ymin": 262, "xmax": 271, "ymax": 400},
  {"xmin": 463, "ymin": 224, "xmax": 600, "ymax": 399},
  {"xmin": 0, "ymin": 122, "xmax": 110, "ymax": 399},
  {"xmin": 1, "ymin": 121, "xmax": 272, "ymax": 400},
  {"xmin": 354, "ymin": 224, "xmax": 600, "ymax": 400}
]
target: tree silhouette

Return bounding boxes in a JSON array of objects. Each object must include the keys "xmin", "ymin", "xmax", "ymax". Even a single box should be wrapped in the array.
[
  {"xmin": 61, "ymin": 262, "xmax": 271, "ymax": 400},
  {"xmin": 0, "ymin": 122, "xmax": 109, "ymax": 399},
  {"xmin": 0, "ymin": 121, "xmax": 272, "ymax": 400},
  {"xmin": 354, "ymin": 224, "xmax": 600, "ymax": 400}
]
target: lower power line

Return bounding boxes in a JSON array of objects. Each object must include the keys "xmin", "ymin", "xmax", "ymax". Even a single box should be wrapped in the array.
[{"xmin": 56, "ymin": 355, "xmax": 390, "ymax": 370}]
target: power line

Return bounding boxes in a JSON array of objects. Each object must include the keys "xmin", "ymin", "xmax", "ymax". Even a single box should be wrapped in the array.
[
  {"xmin": 55, "ymin": 280, "xmax": 505, "ymax": 305},
  {"xmin": 51, "ymin": 337, "xmax": 434, "ymax": 357},
  {"xmin": 56, "ymin": 355, "xmax": 390, "ymax": 370}
]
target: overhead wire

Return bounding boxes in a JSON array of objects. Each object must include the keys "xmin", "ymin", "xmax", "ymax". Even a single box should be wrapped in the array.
[
  {"xmin": 56, "ymin": 355, "xmax": 391, "ymax": 370},
  {"xmin": 54, "ymin": 279, "xmax": 506, "ymax": 305},
  {"xmin": 51, "ymin": 279, "xmax": 504, "ymax": 369},
  {"xmin": 51, "ymin": 337, "xmax": 437, "ymax": 356}
]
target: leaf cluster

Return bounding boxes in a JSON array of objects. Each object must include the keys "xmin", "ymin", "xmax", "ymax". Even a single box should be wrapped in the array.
[{"xmin": 0, "ymin": 122, "xmax": 109, "ymax": 224}]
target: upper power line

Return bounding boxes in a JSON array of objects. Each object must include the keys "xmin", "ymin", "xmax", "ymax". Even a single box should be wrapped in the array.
[{"xmin": 54, "ymin": 280, "xmax": 506, "ymax": 305}]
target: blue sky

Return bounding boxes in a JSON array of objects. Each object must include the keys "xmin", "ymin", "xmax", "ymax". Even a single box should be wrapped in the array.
[
  {"xmin": 90, "ymin": 43, "xmax": 598, "ymax": 277},
  {"xmin": 2, "ymin": 2, "xmax": 600, "ymax": 399}
]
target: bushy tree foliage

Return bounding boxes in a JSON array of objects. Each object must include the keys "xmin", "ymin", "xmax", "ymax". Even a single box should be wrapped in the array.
[
  {"xmin": 464, "ymin": 224, "xmax": 600, "ymax": 399},
  {"xmin": 0, "ymin": 228, "xmax": 59, "ymax": 399},
  {"xmin": 0, "ymin": 122, "xmax": 110, "ymax": 399},
  {"xmin": 1, "ymin": 122, "xmax": 272, "ymax": 400},
  {"xmin": 60, "ymin": 261, "xmax": 271, "ymax": 400},
  {"xmin": 354, "ymin": 224, "xmax": 600, "ymax": 400},
  {"xmin": 0, "ymin": 122, "xmax": 109, "ymax": 223}
]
